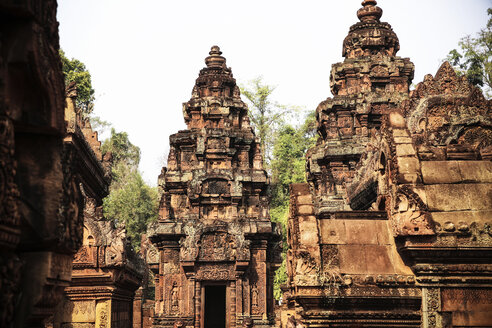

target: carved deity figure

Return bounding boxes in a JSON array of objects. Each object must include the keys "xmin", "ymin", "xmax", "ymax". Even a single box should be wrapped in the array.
[
  {"xmin": 171, "ymin": 282, "xmax": 179, "ymax": 313},
  {"xmin": 251, "ymin": 283, "xmax": 259, "ymax": 313}
]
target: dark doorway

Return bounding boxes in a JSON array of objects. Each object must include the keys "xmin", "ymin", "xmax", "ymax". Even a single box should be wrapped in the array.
[{"xmin": 204, "ymin": 285, "xmax": 226, "ymax": 328}]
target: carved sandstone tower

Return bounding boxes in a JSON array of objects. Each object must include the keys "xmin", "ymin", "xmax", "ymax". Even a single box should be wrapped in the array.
[
  {"xmin": 148, "ymin": 46, "xmax": 282, "ymax": 328},
  {"xmin": 307, "ymin": 0, "xmax": 414, "ymax": 212},
  {"xmin": 285, "ymin": 1, "xmax": 421, "ymax": 326},
  {"xmin": 285, "ymin": 1, "xmax": 492, "ymax": 327}
]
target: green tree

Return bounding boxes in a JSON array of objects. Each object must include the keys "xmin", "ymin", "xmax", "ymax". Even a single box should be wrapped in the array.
[
  {"xmin": 102, "ymin": 129, "xmax": 158, "ymax": 249},
  {"xmin": 240, "ymin": 77, "xmax": 291, "ymax": 164},
  {"xmin": 447, "ymin": 8, "xmax": 492, "ymax": 98},
  {"xmin": 269, "ymin": 112, "xmax": 317, "ymax": 300},
  {"xmin": 59, "ymin": 49, "xmax": 96, "ymax": 115},
  {"xmin": 103, "ymin": 170, "xmax": 158, "ymax": 247},
  {"xmin": 101, "ymin": 128, "xmax": 141, "ymax": 174}
]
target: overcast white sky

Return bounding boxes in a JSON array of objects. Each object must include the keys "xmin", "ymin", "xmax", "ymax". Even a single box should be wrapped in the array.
[{"xmin": 57, "ymin": 0, "xmax": 491, "ymax": 185}]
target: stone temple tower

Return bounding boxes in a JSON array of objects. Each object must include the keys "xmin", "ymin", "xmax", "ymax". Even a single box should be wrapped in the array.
[
  {"xmin": 148, "ymin": 46, "xmax": 282, "ymax": 328},
  {"xmin": 307, "ymin": 0, "xmax": 415, "ymax": 213}
]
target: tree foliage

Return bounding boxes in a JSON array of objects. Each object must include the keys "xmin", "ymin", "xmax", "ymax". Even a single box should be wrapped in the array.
[
  {"xmin": 102, "ymin": 129, "xmax": 158, "ymax": 249},
  {"xmin": 101, "ymin": 128, "xmax": 141, "ymax": 174},
  {"xmin": 59, "ymin": 51, "xmax": 157, "ymax": 250},
  {"xmin": 240, "ymin": 77, "xmax": 291, "ymax": 164},
  {"xmin": 59, "ymin": 49, "xmax": 96, "ymax": 115},
  {"xmin": 269, "ymin": 112, "xmax": 317, "ymax": 300},
  {"xmin": 103, "ymin": 169, "xmax": 158, "ymax": 248},
  {"xmin": 447, "ymin": 8, "xmax": 492, "ymax": 98},
  {"xmin": 241, "ymin": 78, "xmax": 318, "ymax": 300}
]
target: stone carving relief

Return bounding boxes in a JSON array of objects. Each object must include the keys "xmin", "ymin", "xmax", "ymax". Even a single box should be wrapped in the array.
[
  {"xmin": 293, "ymin": 251, "xmax": 320, "ymax": 286},
  {"xmin": 98, "ymin": 302, "xmax": 108, "ymax": 328},
  {"xmin": 0, "ymin": 115, "xmax": 18, "ymax": 230},
  {"xmin": 405, "ymin": 62, "xmax": 492, "ymax": 157},
  {"xmin": 251, "ymin": 283, "xmax": 259, "ymax": 314},
  {"xmin": 199, "ymin": 232, "xmax": 236, "ymax": 261},
  {"xmin": 58, "ymin": 145, "xmax": 84, "ymax": 252},
  {"xmin": 73, "ymin": 246, "xmax": 90, "ymax": 263},
  {"xmin": 196, "ymin": 265, "xmax": 233, "ymax": 281},
  {"xmin": 424, "ymin": 288, "xmax": 441, "ymax": 328},
  {"xmin": 170, "ymin": 282, "xmax": 179, "ymax": 313},
  {"xmin": 392, "ymin": 186, "xmax": 435, "ymax": 236}
]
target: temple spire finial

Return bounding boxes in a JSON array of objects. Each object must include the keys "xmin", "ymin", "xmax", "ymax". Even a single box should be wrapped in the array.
[
  {"xmin": 205, "ymin": 45, "xmax": 226, "ymax": 68},
  {"xmin": 357, "ymin": 0, "xmax": 383, "ymax": 22}
]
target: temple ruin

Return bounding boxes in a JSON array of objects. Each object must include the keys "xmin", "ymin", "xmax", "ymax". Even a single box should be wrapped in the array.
[
  {"xmin": 1, "ymin": 0, "xmax": 491, "ymax": 327},
  {"xmin": 284, "ymin": 1, "xmax": 492, "ymax": 327},
  {"xmin": 52, "ymin": 85, "xmax": 144, "ymax": 328},
  {"xmin": 147, "ymin": 46, "xmax": 283, "ymax": 328},
  {"xmin": 0, "ymin": 1, "xmax": 87, "ymax": 326}
]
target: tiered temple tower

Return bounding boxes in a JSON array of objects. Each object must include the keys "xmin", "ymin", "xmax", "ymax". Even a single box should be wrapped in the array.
[
  {"xmin": 148, "ymin": 46, "xmax": 282, "ymax": 328},
  {"xmin": 307, "ymin": 0, "xmax": 414, "ymax": 212},
  {"xmin": 285, "ymin": 1, "xmax": 422, "ymax": 326},
  {"xmin": 285, "ymin": 1, "xmax": 492, "ymax": 327}
]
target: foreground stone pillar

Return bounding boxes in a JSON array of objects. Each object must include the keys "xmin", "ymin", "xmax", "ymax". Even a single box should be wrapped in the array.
[{"xmin": 0, "ymin": 2, "xmax": 86, "ymax": 326}]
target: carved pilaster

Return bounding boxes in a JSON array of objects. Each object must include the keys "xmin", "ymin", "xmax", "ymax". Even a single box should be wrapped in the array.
[
  {"xmin": 422, "ymin": 287, "xmax": 441, "ymax": 328},
  {"xmin": 195, "ymin": 282, "xmax": 201, "ymax": 328},
  {"xmin": 230, "ymin": 280, "xmax": 236, "ymax": 328}
]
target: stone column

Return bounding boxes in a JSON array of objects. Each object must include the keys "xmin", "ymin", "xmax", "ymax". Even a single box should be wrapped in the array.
[
  {"xmin": 95, "ymin": 300, "xmax": 111, "ymax": 328},
  {"xmin": 230, "ymin": 280, "xmax": 236, "ymax": 328},
  {"xmin": 133, "ymin": 288, "xmax": 143, "ymax": 328},
  {"xmin": 188, "ymin": 276, "xmax": 195, "ymax": 316},
  {"xmin": 236, "ymin": 275, "xmax": 243, "ymax": 317},
  {"xmin": 154, "ymin": 275, "xmax": 161, "ymax": 315},
  {"xmin": 422, "ymin": 287, "xmax": 441, "ymax": 328},
  {"xmin": 194, "ymin": 281, "xmax": 201, "ymax": 328}
]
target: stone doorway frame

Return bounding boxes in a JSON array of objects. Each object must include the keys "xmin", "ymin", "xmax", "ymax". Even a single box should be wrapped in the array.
[{"xmin": 200, "ymin": 281, "xmax": 230, "ymax": 328}]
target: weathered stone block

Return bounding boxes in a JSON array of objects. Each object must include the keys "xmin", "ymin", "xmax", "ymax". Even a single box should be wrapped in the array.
[
  {"xmin": 425, "ymin": 184, "xmax": 470, "ymax": 211},
  {"xmin": 344, "ymin": 220, "xmax": 378, "ymax": 245},
  {"xmin": 319, "ymin": 219, "xmax": 346, "ymax": 244},
  {"xmin": 424, "ymin": 184, "xmax": 492, "ymax": 211},
  {"xmin": 393, "ymin": 136, "xmax": 413, "ymax": 144},
  {"xmin": 338, "ymin": 245, "xmax": 367, "ymax": 273},
  {"xmin": 297, "ymin": 205, "xmax": 314, "ymax": 215},
  {"xmin": 299, "ymin": 216, "xmax": 320, "ymax": 246},
  {"xmin": 396, "ymin": 144, "xmax": 416, "ymax": 157},
  {"xmin": 392, "ymin": 129, "xmax": 410, "ymax": 137},
  {"xmin": 297, "ymin": 194, "xmax": 313, "ymax": 205},
  {"xmin": 430, "ymin": 210, "xmax": 492, "ymax": 225},
  {"xmin": 397, "ymin": 157, "xmax": 420, "ymax": 174},
  {"xmin": 339, "ymin": 245, "xmax": 394, "ymax": 274},
  {"xmin": 397, "ymin": 173, "xmax": 420, "ymax": 184},
  {"xmin": 458, "ymin": 161, "xmax": 492, "ymax": 183},
  {"xmin": 375, "ymin": 221, "xmax": 391, "ymax": 246},
  {"xmin": 364, "ymin": 245, "xmax": 395, "ymax": 274},
  {"xmin": 441, "ymin": 288, "xmax": 492, "ymax": 327},
  {"xmin": 421, "ymin": 161, "xmax": 461, "ymax": 184},
  {"xmin": 389, "ymin": 112, "xmax": 406, "ymax": 128},
  {"xmin": 465, "ymin": 183, "xmax": 492, "ymax": 211}
]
